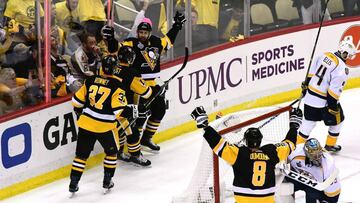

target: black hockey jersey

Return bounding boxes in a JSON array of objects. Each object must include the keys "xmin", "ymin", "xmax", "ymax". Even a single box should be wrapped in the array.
[
  {"xmin": 203, "ymin": 126, "xmax": 296, "ymax": 203},
  {"xmin": 72, "ymin": 75, "xmax": 128, "ymax": 133}
]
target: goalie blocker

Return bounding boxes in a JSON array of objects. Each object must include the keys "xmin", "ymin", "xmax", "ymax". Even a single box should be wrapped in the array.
[{"xmin": 190, "ymin": 106, "xmax": 303, "ymax": 203}]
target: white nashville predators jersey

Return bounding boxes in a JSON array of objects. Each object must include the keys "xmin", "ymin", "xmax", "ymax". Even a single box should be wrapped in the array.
[
  {"xmin": 304, "ymin": 52, "xmax": 349, "ymax": 108},
  {"xmin": 288, "ymin": 145, "xmax": 341, "ymax": 197}
]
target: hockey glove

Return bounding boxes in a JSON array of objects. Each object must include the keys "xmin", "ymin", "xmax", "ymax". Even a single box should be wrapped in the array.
[
  {"xmin": 289, "ymin": 108, "xmax": 303, "ymax": 129},
  {"xmin": 173, "ymin": 11, "xmax": 186, "ymax": 30},
  {"xmin": 301, "ymin": 81, "xmax": 308, "ymax": 97},
  {"xmin": 191, "ymin": 106, "xmax": 209, "ymax": 128},
  {"xmin": 101, "ymin": 25, "xmax": 115, "ymax": 40},
  {"xmin": 323, "ymin": 106, "xmax": 341, "ymax": 126}
]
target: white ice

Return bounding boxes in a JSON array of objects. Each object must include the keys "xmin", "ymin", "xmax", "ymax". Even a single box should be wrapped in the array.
[{"xmin": 3, "ymin": 88, "xmax": 360, "ymax": 203}]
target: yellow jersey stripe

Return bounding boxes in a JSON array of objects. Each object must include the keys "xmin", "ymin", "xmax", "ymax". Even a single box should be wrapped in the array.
[
  {"xmin": 308, "ymin": 85, "xmax": 327, "ymax": 97},
  {"xmin": 328, "ymin": 89, "xmax": 340, "ymax": 100},
  {"xmin": 74, "ymin": 158, "xmax": 86, "ymax": 164},
  {"xmin": 325, "ymin": 189, "xmax": 341, "ymax": 197}
]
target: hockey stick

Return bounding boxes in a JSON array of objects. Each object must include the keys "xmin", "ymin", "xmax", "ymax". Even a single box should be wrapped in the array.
[
  {"xmin": 298, "ymin": 0, "xmax": 330, "ymax": 107},
  {"xmin": 119, "ymin": 47, "xmax": 189, "ymax": 136},
  {"xmin": 257, "ymin": 99, "xmax": 300, "ymax": 129},
  {"xmin": 280, "ymin": 167, "xmax": 339, "ymax": 191}
]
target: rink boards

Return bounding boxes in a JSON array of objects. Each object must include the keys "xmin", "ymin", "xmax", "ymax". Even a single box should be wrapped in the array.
[{"xmin": 1, "ymin": 18, "xmax": 360, "ymax": 199}]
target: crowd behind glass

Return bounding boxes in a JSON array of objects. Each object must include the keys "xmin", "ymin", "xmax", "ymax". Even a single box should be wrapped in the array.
[{"xmin": 0, "ymin": 0, "xmax": 359, "ymax": 116}]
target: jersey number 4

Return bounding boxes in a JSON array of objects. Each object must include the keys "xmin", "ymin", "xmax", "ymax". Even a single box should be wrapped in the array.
[
  {"xmin": 315, "ymin": 65, "xmax": 327, "ymax": 85},
  {"xmin": 89, "ymin": 85, "xmax": 111, "ymax": 110},
  {"xmin": 252, "ymin": 161, "xmax": 266, "ymax": 186}
]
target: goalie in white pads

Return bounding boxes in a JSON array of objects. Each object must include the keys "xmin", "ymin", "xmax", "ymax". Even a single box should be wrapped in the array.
[
  {"xmin": 287, "ymin": 138, "xmax": 340, "ymax": 202},
  {"xmin": 191, "ymin": 106, "xmax": 302, "ymax": 203},
  {"xmin": 298, "ymin": 39, "xmax": 357, "ymax": 152}
]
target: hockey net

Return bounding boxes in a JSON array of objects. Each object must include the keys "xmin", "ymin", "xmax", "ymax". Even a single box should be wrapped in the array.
[{"xmin": 172, "ymin": 104, "xmax": 293, "ymax": 203}]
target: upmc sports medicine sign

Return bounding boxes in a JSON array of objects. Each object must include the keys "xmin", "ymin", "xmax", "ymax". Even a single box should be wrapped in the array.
[{"xmin": 340, "ymin": 24, "xmax": 360, "ymax": 68}]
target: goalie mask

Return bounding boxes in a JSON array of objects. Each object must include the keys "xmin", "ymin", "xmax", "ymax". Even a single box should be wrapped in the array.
[
  {"xmin": 244, "ymin": 128, "xmax": 263, "ymax": 148},
  {"xmin": 338, "ymin": 39, "xmax": 356, "ymax": 60},
  {"xmin": 304, "ymin": 138, "xmax": 323, "ymax": 167},
  {"xmin": 101, "ymin": 55, "xmax": 117, "ymax": 75}
]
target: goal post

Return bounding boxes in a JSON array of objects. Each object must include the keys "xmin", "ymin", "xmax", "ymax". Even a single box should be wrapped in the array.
[{"xmin": 173, "ymin": 104, "xmax": 294, "ymax": 203}]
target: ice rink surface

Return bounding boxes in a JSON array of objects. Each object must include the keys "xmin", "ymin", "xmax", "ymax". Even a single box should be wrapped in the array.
[{"xmin": 3, "ymin": 88, "xmax": 360, "ymax": 203}]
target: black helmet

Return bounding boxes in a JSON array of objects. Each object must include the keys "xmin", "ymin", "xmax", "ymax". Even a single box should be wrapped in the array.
[
  {"xmin": 102, "ymin": 55, "xmax": 117, "ymax": 75},
  {"xmin": 137, "ymin": 22, "xmax": 152, "ymax": 31},
  {"xmin": 118, "ymin": 46, "xmax": 136, "ymax": 65},
  {"xmin": 244, "ymin": 128, "xmax": 263, "ymax": 148}
]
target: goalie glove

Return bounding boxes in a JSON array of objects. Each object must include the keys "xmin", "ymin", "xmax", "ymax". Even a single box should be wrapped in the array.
[
  {"xmin": 190, "ymin": 106, "xmax": 208, "ymax": 128},
  {"xmin": 289, "ymin": 108, "xmax": 302, "ymax": 129}
]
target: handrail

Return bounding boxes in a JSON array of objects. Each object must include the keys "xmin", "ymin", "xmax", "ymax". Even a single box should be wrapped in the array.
[
  {"xmin": 114, "ymin": 22, "xmax": 131, "ymax": 32},
  {"xmin": 113, "ymin": 1, "xmax": 139, "ymax": 14}
]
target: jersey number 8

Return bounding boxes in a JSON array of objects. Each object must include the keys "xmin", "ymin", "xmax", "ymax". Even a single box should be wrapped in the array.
[{"xmin": 252, "ymin": 161, "xmax": 266, "ymax": 186}]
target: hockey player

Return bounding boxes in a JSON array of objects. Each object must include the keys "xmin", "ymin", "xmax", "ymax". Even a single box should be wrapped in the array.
[
  {"xmin": 298, "ymin": 39, "xmax": 357, "ymax": 152},
  {"xmin": 100, "ymin": 12, "xmax": 185, "ymax": 152},
  {"xmin": 110, "ymin": 46, "xmax": 163, "ymax": 167},
  {"xmin": 287, "ymin": 138, "xmax": 341, "ymax": 203},
  {"xmin": 191, "ymin": 106, "xmax": 303, "ymax": 203},
  {"xmin": 69, "ymin": 55, "xmax": 138, "ymax": 194}
]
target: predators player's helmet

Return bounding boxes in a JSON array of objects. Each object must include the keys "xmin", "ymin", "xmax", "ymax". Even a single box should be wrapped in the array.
[
  {"xmin": 244, "ymin": 127, "xmax": 263, "ymax": 148},
  {"xmin": 102, "ymin": 55, "xmax": 117, "ymax": 75},
  {"xmin": 118, "ymin": 46, "xmax": 136, "ymax": 65},
  {"xmin": 339, "ymin": 39, "xmax": 357, "ymax": 60},
  {"xmin": 304, "ymin": 138, "xmax": 323, "ymax": 167}
]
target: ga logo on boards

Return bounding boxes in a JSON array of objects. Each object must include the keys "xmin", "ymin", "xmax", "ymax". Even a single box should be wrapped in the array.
[{"xmin": 340, "ymin": 24, "xmax": 360, "ymax": 68}]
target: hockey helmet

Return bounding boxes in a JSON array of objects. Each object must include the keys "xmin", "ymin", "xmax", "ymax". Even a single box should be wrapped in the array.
[
  {"xmin": 137, "ymin": 22, "xmax": 152, "ymax": 32},
  {"xmin": 339, "ymin": 39, "xmax": 357, "ymax": 60},
  {"xmin": 244, "ymin": 127, "xmax": 263, "ymax": 148},
  {"xmin": 101, "ymin": 55, "xmax": 117, "ymax": 75},
  {"xmin": 118, "ymin": 46, "xmax": 136, "ymax": 65},
  {"xmin": 304, "ymin": 138, "xmax": 323, "ymax": 167}
]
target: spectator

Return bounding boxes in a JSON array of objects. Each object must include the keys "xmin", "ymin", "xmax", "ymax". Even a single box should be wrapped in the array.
[
  {"xmin": 219, "ymin": 6, "xmax": 244, "ymax": 43},
  {"xmin": 343, "ymin": 0, "xmax": 360, "ymax": 17},
  {"xmin": 70, "ymin": 32, "xmax": 101, "ymax": 89},
  {"xmin": 293, "ymin": 0, "xmax": 331, "ymax": 24},
  {"xmin": 176, "ymin": 0, "xmax": 221, "ymax": 51},
  {"xmin": 55, "ymin": 0, "xmax": 81, "ymax": 34},
  {"xmin": 4, "ymin": 0, "xmax": 44, "ymax": 28},
  {"xmin": 146, "ymin": 0, "xmax": 168, "ymax": 37},
  {"xmin": 50, "ymin": 30, "xmax": 73, "ymax": 98},
  {"xmin": 77, "ymin": 0, "xmax": 106, "ymax": 42}
]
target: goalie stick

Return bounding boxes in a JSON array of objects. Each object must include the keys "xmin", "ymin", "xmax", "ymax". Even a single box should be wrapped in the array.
[
  {"xmin": 119, "ymin": 47, "xmax": 189, "ymax": 136},
  {"xmin": 280, "ymin": 167, "xmax": 339, "ymax": 191}
]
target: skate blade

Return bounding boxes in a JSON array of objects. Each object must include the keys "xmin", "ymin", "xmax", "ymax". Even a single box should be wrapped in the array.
[
  {"xmin": 69, "ymin": 192, "xmax": 76, "ymax": 198},
  {"xmin": 141, "ymin": 146, "xmax": 160, "ymax": 154},
  {"xmin": 103, "ymin": 188, "xmax": 112, "ymax": 194},
  {"xmin": 130, "ymin": 162, "xmax": 152, "ymax": 168}
]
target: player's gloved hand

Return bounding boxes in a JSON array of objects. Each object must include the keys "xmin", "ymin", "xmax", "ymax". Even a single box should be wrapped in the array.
[
  {"xmin": 152, "ymin": 85, "xmax": 166, "ymax": 98},
  {"xmin": 138, "ymin": 103, "xmax": 150, "ymax": 119},
  {"xmin": 289, "ymin": 108, "xmax": 302, "ymax": 129},
  {"xmin": 191, "ymin": 106, "xmax": 208, "ymax": 128},
  {"xmin": 126, "ymin": 104, "xmax": 139, "ymax": 120},
  {"xmin": 301, "ymin": 81, "xmax": 308, "ymax": 97},
  {"xmin": 173, "ymin": 11, "xmax": 186, "ymax": 30},
  {"xmin": 101, "ymin": 25, "xmax": 115, "ymax": 40}
]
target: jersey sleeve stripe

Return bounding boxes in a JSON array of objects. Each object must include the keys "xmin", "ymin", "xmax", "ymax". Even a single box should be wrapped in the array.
[
  {"xmin": 328, "ymin": 89, "xmax": 340, "ymax": 100},
  {"xmin": 72, "ymin": 96, "xmax": 84, "ymax": 108},
  {"xmin": 324, "ymin": 188, "xmax": 341, "ymax": 197},
  {"xmin": 214, "ymin": 138, "xmax": 226, "ymax": 155}
]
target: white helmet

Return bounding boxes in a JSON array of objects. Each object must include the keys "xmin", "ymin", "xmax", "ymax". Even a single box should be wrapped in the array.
[{"xmin": 338, "ymin": 39, "xmax": 357, "ymax": 60}]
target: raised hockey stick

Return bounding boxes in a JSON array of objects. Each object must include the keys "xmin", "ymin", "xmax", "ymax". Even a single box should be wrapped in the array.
[
  {"xmin": 119, "ymin": 47, "xmax": 189, "ymax": 136},
  {"xmin": 298, "ymin": 0, "xmax": 330, "ymax": 107},
  {"xmin": 280, "ymin": 167, "xmax": 339, "ymax": 191}
]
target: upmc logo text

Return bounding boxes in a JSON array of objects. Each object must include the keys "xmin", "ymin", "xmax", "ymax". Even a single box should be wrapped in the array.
[
  {"xmin": 340, "ymin": 25, "xmax": 360, "ymax": 68},
  {"xmin": 1, "ymin": 123, "xmax": 32, "ymax": 169}
]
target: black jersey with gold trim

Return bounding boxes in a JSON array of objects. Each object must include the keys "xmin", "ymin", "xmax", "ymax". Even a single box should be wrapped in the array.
[
  {"xmin": 112, "ymin": 64, "xmax": 152, "ymax": 104},
  {"xmin": 202, "ymin": 126, "xmax": 296, "ymax": 203},
  {"xmin": 121, "ymin": 35, "xmax": 172, "ymax": 82},
  {"xmin": 72, "ymin": 75, "xmax": 128, "ymax": 133}
]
